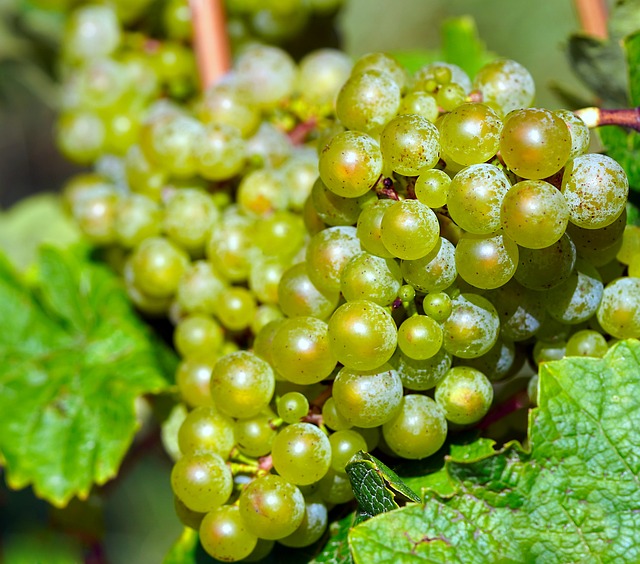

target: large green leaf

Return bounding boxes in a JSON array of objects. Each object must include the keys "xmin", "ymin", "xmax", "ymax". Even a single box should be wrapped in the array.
[
  {"xmin": 349, "ymin": 340, "xmax": 640, "ymax": 563},
  {"xmin": 0, "ymin": 247, "xmax": 173, "ymax": 507}
]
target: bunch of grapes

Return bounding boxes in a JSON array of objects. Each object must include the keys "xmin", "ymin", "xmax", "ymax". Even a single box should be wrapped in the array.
[{"xmin": 56, "ymin": 3, "xmax": 640, "ymax": 559}]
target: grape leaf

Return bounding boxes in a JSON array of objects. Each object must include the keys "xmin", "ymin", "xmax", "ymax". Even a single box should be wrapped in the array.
[
  {"xmin": 0, "ymin": 247, "xmax": 173, "ymax": 507},
  {"xmin": 349, "ymin": 340, "xmax": 640, "ymax": 563}
]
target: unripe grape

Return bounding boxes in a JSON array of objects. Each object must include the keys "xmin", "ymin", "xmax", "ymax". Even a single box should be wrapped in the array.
[
  {"xmin": 435, "ymin": 367, "xmax": 493, "ymax": 425},
  {"xmin": 380, "ymin": 114, "xmax": 440, "ymax": 176}
]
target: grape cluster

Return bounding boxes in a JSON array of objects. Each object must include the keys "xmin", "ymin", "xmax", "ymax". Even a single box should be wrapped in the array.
[{"xmin": 57, "ymin": 6, "xmax": 640, "ymax": 558}]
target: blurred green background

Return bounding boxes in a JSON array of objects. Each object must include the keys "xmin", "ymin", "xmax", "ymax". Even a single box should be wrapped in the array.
[{"xmin": 0, "ymin": 0, "xmax": 604, "ymax": 562}]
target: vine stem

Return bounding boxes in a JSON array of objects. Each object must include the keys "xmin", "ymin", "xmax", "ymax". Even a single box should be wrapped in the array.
[
  {"xmin": 189, "ymin": 0, "xmax": 231, "ymax": 91},
  {"xmin": 573, "ymin": 0, "xmax": 608, "ymax": 39},
  {"xmin": 575, "ymin": 106, "xmax": 640, "ymax": 132}
]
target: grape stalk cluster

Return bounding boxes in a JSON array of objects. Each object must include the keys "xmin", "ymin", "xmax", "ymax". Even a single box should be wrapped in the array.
[{"xmin": 56, "ymin": 4, "xmax": 640, "ymax": 561}]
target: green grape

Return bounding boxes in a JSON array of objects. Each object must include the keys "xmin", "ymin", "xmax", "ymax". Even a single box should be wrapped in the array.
[
  {"xmin": 546, "ymin": 260, "xmax": 603, "ymax": 325},
  {"xmin": 328, "ymin": 300, "xmax": 397, "ymax": 371},
  {"xmin": 67, "ymin": 179, "xmax": 119, "ymax": 244},
  {"xmin": 239, "ymin": 475, "xmax": 305, "ymax": 540},
  {"xmin": 442, "ymin": 293, "xmax": 500, "ymax": 358},
  {"xmin": 340, "ymin": 252, "xmax": 402, "ymax": 306},
  {"xmin": 597, "ymin": 277, "xmax": 640, "ymax": 339},
  {"xmin": 176, "ymin": 261, "xmax": 227, "ymax": 315},
  {"xmin": 561, "ymin": 153, "xmax": 629, "ymax": 229},
  {"xmin": 311, "ymin": 177, "xmax": 361, "ymax": 226},
  {"xmin": 237, "ymin": 168, "xmax": 288, "ymax": 217},
  {"xmin": 114, "ymin": 194, "xmax": 162, "ymax": 248},
  {"xmin": 380, "ymin": 114, "xmax": 440, "ymax": 176},
  {"xmin": 104, "ymin": 111, "xmax": 141, "ymax": 155},
  {"xmin": 352, "ymin": 52, "xmax": 408, "ymax": 92},
  {"xmin": 527, "ymin": 373, "xmax": 539, "ymax": 406},
  {"xmin": 196, "ymin": 123, "xmax": 246, "ymax": 181},
  {"xmin": 422, "ymin": 292, "xmax": 453, "ymax": 322},
  {"xmin": 164, "ymin": 189, "xmax": 219, "ymax": 253},
  {"xmin": 415, "ymin": 169, "xmax": 451, "ymax": 209},
  {"xmin": 253, "ymin": 319, "xmax": 285, "ymax": 366},
  {"xmin": 174, "ymin": 315, "xmax": 224, "ymax": 360},
  {"xmin": 500, "ymin": 108, "xmax": 571, "ymax": 180},
  {"xmin": 472, "ymin": 59, "xmax": 534, "ymax": 115},
  {"xmin": 139, "ymin": 112, "xmax": 203, "ymax": 178},
  {"xmin": 56, "ymin": 110, "xmax": 105, "ymax": 165},
  {"xmin": 278, "ymin": 392, "xmax": 310, "ymax": 423},
  {"xmin": 319, "ymin": 131, "xmax": 383, "ymax": 198},
  {"xmin": 380, "ymin": 199, "xmax": 440, "ymax": 260},
  {"xmin": 455, "ymin": 231, "xmax": 519, "ymax": 289},
  {"xmin": 206, "ymin": 211, "xmax": 258, "ymax": 282},
  {"xmin": 555, "ymin": 109, "xmax": 590, "ymax": 158},
  {"xmin": 382, "ymin": 394, "xmax": 447, "ymax": 459},
  {"xmin": 306, "ymin": 226, "xmax": 362, "ymax": 292},
  {"xmin": 398, "ymin": 284, "xmax": 415, "ymax": 302},
  {"xmin": 124, "ymin": 266, "xmax": 172, "ymax": 315},
  {"xmin": 514, "ymin": 234, "xmax": 576, "ymax": 290},
  {"xmin": 397, "ymin": 315, "xmax": 443, "ymax": 360},
  {"xmin": 235, "ymin": 45, "xmax": 297, "ymax": 107},
  {"xmin": 171, "ymin": 452, "xmax": 232, "ymax": 513},
  {"xmin": 354, "ymin": 426, "xmax": 380, "ymax": 451},
  {"xmin": 332, "ymin": 364, "xmax": 403, "ymax": 427},
  {"xmin": 234, "ymin": 413, "xmax": 277, "ymax": 457},
  {"xmin": 389, "ymin": 346, "xmax": 451, "ymax": 391},
  {"xmin": 303, "ymin": 195, "xmax": 327, "ymax": 235},
  {"xmin": 400, "ymin": 237, "xmax": 457, "ymax": 293},
  {"xmin": 298, "ymin": 49, "xmax": 353, "ymax": 108},
  {"xmin": 356, "ymin": 199, "xmax": 396, "ymax": 258},
  {"xmin": 439, "ymin": 103, "xmax": 502, "ymax": 166},
  {"xmin": 178, "ymin": 406, "xmax": 235, "ymax": 459},
  {"xmin": 163, "ymin": 0, "xmax": 191, "ymax": 40},
  {"xmin": 282, "ymin": 152, "xmax": 318, "ymax": 212},
  {"xmin": 210, "ymin": 351, "xmax": 275, "ymax": 418},
  {"xmin": 335, "ymin": 70, "xmax": 401, "ymax": 134},
  {"xmin": 321, "ymin": 397, "xmax": 352, "ymax": 431},
  {"xmin": 463, "ymin": 337, "xmax": 516, "ymax": 381},
  {"xmin": 196, "ymin": 82, "xmax": 260, "ymax": 137},
  {"xmin": 63, "ymin": 5, "xmax": 121, "ymax": 62},
  {"xmin": 214, "ymin": 286, "xmax": 256, "ymax": 331},
  {"xmin": 176, "ymin": 359, "xmax": 215, "ymax": 407},
  {"xmin": 277, "ymin": 263, "xmax": 339, "ymax": 319},
  {"xmin": 436, "ymin": 83, "xmax": 466, "ymax": 111},
  {"xmin": 199, "ymin": 505, "xmax": 258, "ymax": 562},
  {"xmin": 271, "ymin": 422, "xmax": 331, "ymax": 485},
  {"xmin": 567, "ymin": 209, "xmax": 626, "ymax": 267},
  {"xmin": 317, "ymin": 468, "xmax": 355, "ymax": 504},
  {"xmin": 488, "ymin": 280, "xmax": 546, "ymax": 341},
  {"xmin": 246, "ymin": 122, "xmax": 292, "ymax": 167},
  {"xmin": 415, "ymin": 62, "xmax": 472, "ymax": 93},
  {"xmin": 174, "ymin": 495, "xmax": 204, "ymax": 530},
  {"xmin": 254, "ymin": 210, "xmax": 306, "ymax": 258},
  {"xmin": 618, "ymin": 225, "xmax": 640, "ymax": 265},
  {"xmin": 565, "ymin": 329, "xmax": 609, "ymax": 357},
  {"xmin": 124, "ymin": 145, "xmax": 166, "ymax": 201},
  {"xmin": 447, "ymin": 163, "xmax": 511, "ymax": 234},
  {"xmin": 533, "ymin": 340, "xmax": 567, "ymax": 365},
  {"xmin": 501, "ymin": 180, "xmax": 569, "ymax": 249},
  {"xmin": 398, "ymin": 91, "xmax": 438, "ymax": 122},
  {"xmin": 329, "ymin": 429, "xmax": 368, "ymax": 472},
  {"xmin": 251, "ymin": 304, "xmax": 283, "ymax": 334},
  {"xmin": 249, "ymin": 256, "xmax": 288, "ymax": 305},
  {"xmin": 435, "ymin": 366, "xmax": 493, "ymax": 425},
  {"xmin": 242, "ymin": 539, "xmax": 275, "ymax": 562},
  {"xmin": 130, "ymin": 237, "xmax": 189, "ymax": 298},
  {"xmin": 271, "ymin": 317, "xmax": 337, "ymax": 385},
  {"xmin": 279, "ymin": 499, "xmax": 328, "ymax": 548}
]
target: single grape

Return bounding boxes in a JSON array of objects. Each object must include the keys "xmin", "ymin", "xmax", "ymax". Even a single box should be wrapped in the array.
[
  {"xmin": 389, "ymin": 346, "xmax": 452, "ymax": 391},
  {"xmin": 514, "ymin": 234, "xmax": 576, "ymax": 290},
  {"xmin": 272, "ymin": 422, "xmax": 331, "ymax": 485},
  {"xmin": 398, "ymin": 91, "xmax": 438, "ymax": 122},
  {"xmin": 214, "ymin": 286, "xmax": 256, "ymax": 331},
  {"xmin": 233, "ymin": 413, "xmax": 277, "ymax": 457},
  {"xmin": 171, "ymin": 452, "xmax": 232, "ymax": 513},
  {"xmin": 555, "ymin": 109, "xmax": 590, "ymax": 158},
  {"xmin": 351, "ymin": 52, "xmax": 408, "ymax": 92},
  {"xmin": 472, "ymin": 59, "xmax": 535, "ymax": 115},
  {"xmin": 397, "ymin": 315, "xmax": 443, "ymax": 360},
  {"xmin": 197, "ymin": 123, "xmax": 246, "ymax": 181},
  {"xmin": 546, "ymin": 260, "xmax": 603, "ymax": 325},
  {"xmin": 329, "ymin": 429, "xmax": 368, "ymax": 472},
  {"xmin": 174, "ymin": 315, "xmax": 224, "ymax": 360},
  {"xmin": 237, "ymin": 168, "xmax": 288, "ymax": 217},
  {"xmin": 415, "ymin": 169, "xmax": 451, "ymax": 209},
  {"xmin": 322, "ymin": 397, "xmax": 352, "ymax": 431},
  {"xmin": 176, "ymin": 359, "xmax": 215, "ymax": 407},
  {"xmin": 400, "ymin": 237, "xmax": 457, "ymax": 293},
  {"xmin": 178, "ymin": 406, "xmax": 235, "ymax": 459},
  {"xmin": 463, "ymin": 337, "xmax": 517, "ymax": 381},
  {"xmin": 277, "ymin": 392, "xmax": 310, "ymax": 423},
  {"xmin": 442, "ymin": 293, "xmax": 500, "ymax": 358},
  {"xmin": 277, "ymin": 263, "xmax": 340, "ymax": 319},
  {"xmin": 317, "ymin": 468, "xmax": 355, "ymax": 504},
  {"xmin": 356, "ymin": 199, "xmax": 396, "ymax": 258},
  {"xmin": 340, "ymin": 252, "xmax": 402, "ymax": 306},
  {"xmin": 199, "ymin": 505, "xmax": 258, "ymax": 562},
  {"xmin": 488, "ymin": 280, "xmax": 546, "ymax": 342},
  {"xmin": 435, "ymin": 367, "xmax": 493, "ymax": 425},
  {"xmin": 380, "ymin": 114, "xmax": 440, "ymax": 176},
  {"xmin": 381, "ymin": 199, "xmax": 440, "ymax": 260},
  {"xmin": 565, "ymin": 329, "xmax": 609, "ymax": 357},
  {"xmin": 312, "ymin": 177, "xmax": 361, "ymax": 226},
  {"xmin": 382, "ymin": 395, "xmax": 447, "ymax": 459},
  {"xmin": 298, "ymin": 48, "xmax": 353, "ymax": 107},
  {"xmin": 279, "ymin": 499, "xmax": 329, "ymax": 548},
  {"xmin": 422, "ymin": 292, "xmax": 453, "ymax": 322},
  {"xmin": 130, "ymin": 237, "xmax": 189, "ymax": 298},
  {"xmin": 597, "ymin": 277, "xmax": 640, "ymax": 339}
]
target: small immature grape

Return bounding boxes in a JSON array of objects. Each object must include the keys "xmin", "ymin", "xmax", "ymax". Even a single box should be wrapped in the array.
[
  {"xmin": 328, "ymin": 300, "xmax": 398, "ymax": 371},
  {"xmin": 500, "ymin": 108, "xmax": 571, "ymax": 180},
  {"xmin": 382, "ymin": 395, "xmax": 447, "ymax": 459},
  {"xmin": 565, "ymin": 329, "xmax": 608, "ymax": 357},
  {"xmin": 319, "ymin": 131, "xmax": 383, "ymax": 198},
  {"xmin": 501, "ymin": 180, "xmax": 569, "ymax": 249},
  {"xmin": 171, "ymin": 452, "xmax": 232, "ymax": 513},
  {"xmin": 381, "ymin": 199, "xmax": 440, "ymax": 260},
  {"xmin": 329, "ymin": 429, "xmax": 368, "ymax": 472},
  {"xmin": 200, "ymin": 505, "xmax": 258, "ymax": 562},
  {"xmin": 278, "ymin": 392, "xmax": 310, "ymax": 423},
  {"xmin": 271, "ymin": 422, "xmax": 332, "ymax": 485},
  {"xmin": 422, "ymin": 292, "xmax": 453, "ymax": 322},
  {"xmin": 435, "ymin": 367, "xmax": 493, "ymax": 425},
  {"xmin": 415, "ymin": 169, "xmax": 452, "ymax": 208},
  {"xmin": 380, "ymin": 114, "xmax": 440, "ymax": 176},
  {"xmin": 439, "ymin": 103, "xmax": 502, "ymax": 166},
  {"xmin": 597, "ymin": 277, "xmax": 640, "ymax": 339},
  {"xmin": 397, "ymin": 315, "xmax": 443, "ymax": 360}
]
